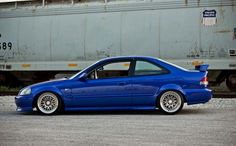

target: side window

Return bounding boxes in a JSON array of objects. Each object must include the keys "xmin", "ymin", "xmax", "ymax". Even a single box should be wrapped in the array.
[
  {"xmin": 88, "ymin": 61, "xmax": 131, "ymax": 79},
  {"xmin": 134, "ymin": 61, "xmax": 168, "ymax": 76}
]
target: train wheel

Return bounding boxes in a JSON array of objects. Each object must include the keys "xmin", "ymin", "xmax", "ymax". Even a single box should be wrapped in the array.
[
  {"xmin": 0, "ymin": 72, "xmax": 23, "ymax": 87},
  {"xmin": 226, "ymin": 73, "xmax": 236, "ymax": 92}
]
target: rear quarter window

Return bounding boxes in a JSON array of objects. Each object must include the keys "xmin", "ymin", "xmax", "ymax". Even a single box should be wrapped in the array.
[{"xmin": 135, "ymin": 60, "xmax": 169, "ymax": 76}]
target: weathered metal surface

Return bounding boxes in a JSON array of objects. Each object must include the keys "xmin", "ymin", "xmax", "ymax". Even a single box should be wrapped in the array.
[{"xmin": 0, "ymin": 0, "xmax": 235, "ymax": 71}]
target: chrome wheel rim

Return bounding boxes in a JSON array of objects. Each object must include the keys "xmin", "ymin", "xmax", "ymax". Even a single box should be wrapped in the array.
[
  {"xmin": 37, "ymin": 93, "xmax": 59, "ymax": 114},
  {"xmin": 160, "ymin": 91, "xmax": 182, "ymax": 113}
]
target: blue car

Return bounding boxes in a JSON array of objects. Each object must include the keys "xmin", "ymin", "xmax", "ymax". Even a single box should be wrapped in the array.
[{"xmin": 15, "ymin": 56, "xmax": 212, "ymax": 115}]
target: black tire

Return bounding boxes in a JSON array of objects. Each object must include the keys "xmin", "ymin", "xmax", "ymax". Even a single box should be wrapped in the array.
[
  {"xmin": 36, "ymin": 92, "xmax": 62, "ymax": 115},
  {"xmin": 157, "ymin": 91, "xmax": 184, "ymax": 115}
]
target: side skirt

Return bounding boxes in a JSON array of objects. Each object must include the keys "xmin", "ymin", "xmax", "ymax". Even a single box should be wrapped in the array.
[{"xmin": 65, "ymin": 106, "xmax": 156, "ymax": 111}]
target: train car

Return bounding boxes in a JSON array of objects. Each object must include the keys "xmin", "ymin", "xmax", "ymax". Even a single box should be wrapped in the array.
[{"xmin": 0, "ymin": 0, "xmax": 236, "ymax": 91}]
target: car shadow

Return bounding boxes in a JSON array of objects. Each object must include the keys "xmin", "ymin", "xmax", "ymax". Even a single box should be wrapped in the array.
[
  {"xmin": 17, "ymin": 110, "xmax": 163, "ymax": 116},
  {"xmin": 61, "ymin": 110, "xmax": 164, "ymax": 116},
  {"xmin": 16, "ymin": 108, "xmax": 211, "ymax": 116},
  {"xmin": 178, "ymin": 108, "xmax": 212, "ymax": 115}
]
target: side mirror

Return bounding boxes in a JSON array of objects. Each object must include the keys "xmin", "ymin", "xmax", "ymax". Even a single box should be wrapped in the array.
[{"xmin": 78, "ymin": 73, "xmax": 87, "ymax": 81}]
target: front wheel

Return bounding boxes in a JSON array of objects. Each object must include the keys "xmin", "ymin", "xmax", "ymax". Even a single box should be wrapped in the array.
[
  {"xmin": 36, "ymin": 92, "xmax": 61, "ymax": 115},
  {"xmin": 157, "ymin": 91, "xmax": 184, "ymax": 114}
]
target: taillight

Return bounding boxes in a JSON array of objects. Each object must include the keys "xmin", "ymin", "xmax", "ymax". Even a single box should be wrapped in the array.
[{"xmin": 200, "ymin": 77, "xmax": 208, "ymax": 86}]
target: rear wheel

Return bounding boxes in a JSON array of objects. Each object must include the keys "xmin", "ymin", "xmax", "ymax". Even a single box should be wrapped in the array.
[
  {"xmin": 36, "ymin": 92, "xmax": 61, "ymax": 115},
  {"xmin": 157, "ymin": 91, "xmax": 184, "ymax": 114}
]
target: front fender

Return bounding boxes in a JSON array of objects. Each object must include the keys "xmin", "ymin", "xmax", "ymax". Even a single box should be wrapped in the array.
[{"xmin": 31, "ymin": 86, "xmax": 64, "ymax": 101}]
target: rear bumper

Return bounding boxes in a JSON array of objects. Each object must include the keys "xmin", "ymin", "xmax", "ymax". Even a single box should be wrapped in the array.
[
  {"xmin": 184, "ymin": 88, "xmax": 212, "ymax": 105},
  {"xmin": 15, "ymin": 95, "xmax": 33, "ymax": 112}
]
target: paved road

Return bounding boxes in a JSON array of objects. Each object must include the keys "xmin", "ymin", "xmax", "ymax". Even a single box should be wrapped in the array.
[{"xmin": 0, "ymin": 96, "xmax": 236, "ymax": 146}]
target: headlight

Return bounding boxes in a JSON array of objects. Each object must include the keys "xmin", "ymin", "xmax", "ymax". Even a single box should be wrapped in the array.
[{"xmin": 19, "ymin": 88, "xmax": 31, "ymax": 96}]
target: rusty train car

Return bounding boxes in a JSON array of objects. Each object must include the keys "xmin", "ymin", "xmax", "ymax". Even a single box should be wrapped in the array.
[{"xmin": 0, "ymin": 0, "xmax": 236, "ymax": 91}]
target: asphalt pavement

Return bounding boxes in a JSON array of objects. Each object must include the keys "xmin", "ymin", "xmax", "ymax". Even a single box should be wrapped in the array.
[{"xmin": 0, "ymin": 96, "xmax": 236, "ymax": 146}]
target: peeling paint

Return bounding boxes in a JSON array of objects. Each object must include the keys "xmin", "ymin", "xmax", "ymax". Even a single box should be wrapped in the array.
[
  {"xmin": 187, "ymin": 42, "xmax": 200, "ymax": 58},
  {"xmin": 218, "ymin": 48, "xmax": 227, "ymax": 58},
  {"xmin": 214, "ymin": 30, "xmax": 231, "ymax": 33},
  {"xmin": 208, "ymin": 44, "xmax": 216, "ymax": 58},
  {"xmin": 219, "ymin": 7, "xmax": 225, "ymax": 20},
  {"xmin": 197, "ymin": 0, "xmax": 200, "ymax": 7},
  {"xmin": 234, "ymin": 28, "xmax": 236, "ymax": 39},
  {"xmin": 185, "ymin": 0, "xmax": 188, "ymax": 6}
]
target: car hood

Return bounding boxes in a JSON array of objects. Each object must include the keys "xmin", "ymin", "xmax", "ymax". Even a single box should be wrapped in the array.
[{"xmin": 28, "ymin": 78, "xmax": 69, "ymax": 89}]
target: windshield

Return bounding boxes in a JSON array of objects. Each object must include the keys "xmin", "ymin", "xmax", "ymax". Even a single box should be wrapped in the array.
[
  {"xmin": 69, "ymin": 71, "xmax": 82, "ymax": 80},
  {"xmin": 69, "ymin": 61, "xmax": 99, "ymax": 79}
]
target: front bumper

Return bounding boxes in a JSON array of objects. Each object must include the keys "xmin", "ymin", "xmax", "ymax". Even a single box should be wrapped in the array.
[{"xmin": 15, "ymin": 95, "xmax": 34, "ymax": 112}]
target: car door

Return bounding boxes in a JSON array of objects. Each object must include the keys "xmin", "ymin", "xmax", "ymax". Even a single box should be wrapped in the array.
[
  {"xmin": 71, "ymin": 60, "xmax": 133, "ymax": 108},
  {"xmin": 131, "ymin": 59, "xmax": 170, "ymax": 107}
]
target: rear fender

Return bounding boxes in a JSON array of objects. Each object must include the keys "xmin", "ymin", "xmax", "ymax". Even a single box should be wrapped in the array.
[{"xmin": 155, "ymin": 84, "xmax": 186, "ymax": 101}]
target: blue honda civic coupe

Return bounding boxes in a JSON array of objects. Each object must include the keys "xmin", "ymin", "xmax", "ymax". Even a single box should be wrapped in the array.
[{"xmin": 15, "ymin": 56, "xmax": 212, "ymax": 115}]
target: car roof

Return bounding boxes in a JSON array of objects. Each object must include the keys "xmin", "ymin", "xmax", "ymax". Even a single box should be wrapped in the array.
[
  {"xmin": 99, "ymin": 56, "xmax": 188, "ymax": 72},
  {"xmin": 100, "ymin": 56, "xmax": 157, "ymax": 61}
]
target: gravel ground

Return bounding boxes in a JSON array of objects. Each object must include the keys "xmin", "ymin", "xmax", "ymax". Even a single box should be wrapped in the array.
[{"xmin": 0, "ymin": 96, "xmax": 236, "ymax": 146}]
